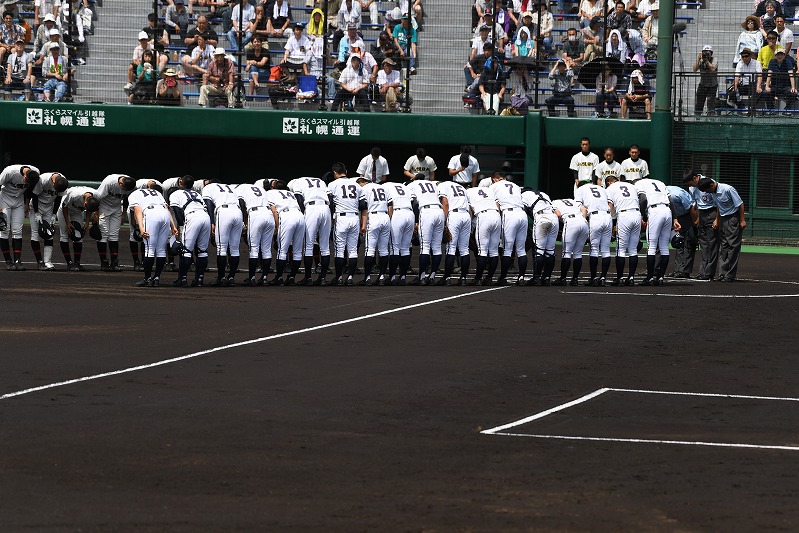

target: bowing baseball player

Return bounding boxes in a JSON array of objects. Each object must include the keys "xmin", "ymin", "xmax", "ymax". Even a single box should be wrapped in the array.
[
  {"xmin": 574, "ymin": 181, "xmax": 613, "ymax": 286},
  {"xmin": 408, "ymin": 172, "xmax": 445, "ymax": 285},
  {"xmin": 384, "ymin": 180, "xmax": 415, "ymax": 285},
  {"xmin": 490, "ymin": 172, "xmax": 528, "ymax": 285},
  {"xmin": 291, "ymin": 175, "xmax": 332, "ymax": 286},
  {"xmin": 236, "ymin": 180, "xmax": 275, "ymax": 286},
  {"xmin": 357, "ymin": 178, "xmax": 391, "ymax": 285},
  {"xmin": 129, "ymin": 186, "xmax": 179, "ymax": 286},
  {"xmin": 29, "ymin": 171, "xmax": 68, "ymax": 270},
  {"xmin": 203, "ymin": 180, "xmax": 244, "ymax": 286},
  {"xmin": 327, "ymin": 163, "xmax": 365, "ymax": 286},
  {"xmin": 466, "ymin": 184, "xmax": 501, "ymax": 285},
  {"xmin": 605, "ymin": 175, "xmax": 642, "ymax": 285},
  {"xmin": 169, "ymin": 175, "xmax": 212, "ymax": 287},
  {"xmin": 0, "ymin": 164, "xmax": 40, "ymax": 270},
  {"xmin": 551, "ymin": 197, "xmax": 589, "ymax": 286},
  {"xmin": 522, "ymin": 188, "xmax": 559, "ymax": 286},
  {"xmin": 635, "ymin": 176, "xmax": 680, "ymax": 286},
  {"xmin": 57, "ymin": 186, "xmax": 99, "ymax": 271},
  {"xmin": 437, "ymin": 179, "xmax": 471, "ymax": 285},
  {"xmin": 266, "ymin": 180, "xmax": 306, "ymax": 285}
]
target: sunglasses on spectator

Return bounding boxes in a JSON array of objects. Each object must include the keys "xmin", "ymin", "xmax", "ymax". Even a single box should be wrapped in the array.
[{"xmin": 741, "ymin": 53, "xmax": 751, "ymax": 57}]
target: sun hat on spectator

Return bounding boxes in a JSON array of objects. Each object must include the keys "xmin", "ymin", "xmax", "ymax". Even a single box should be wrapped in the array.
[
  {"xmin": 138, "ymin": 30, "xmax": 149, "ymax": 40},
  {"xmin": 740, "ymin": 47, "xmax": 754, "ymax": 55},
  {"xmin": 702, "ymin": 45, "xmax": 713, "ymax": 52},
  {"xmin": 164, "ymin": 68, "xmax": 178, "ymax": 76},
  {"xmin": 43, "ymin": 13, "xmax": 55, "ymax": 22},
  {"xmin": 213, "ymin": 47, "xmax": 227, "ymax": 55},
  {"xmin": 49, "ymin": 28, "xmax": 61, "ymax": 36},
  {"xmin": 742, "ymin": 15, "xmax": 759, "ymax": 30},
  {"xmin": 382, "ymin": 58, "xmax": 395, "ymax": 66},
  {"xmin": 522, "ymin": 11, "xmax": 533, "ymax": 19},
  {"xmin": 775, "ymin": 46, "xmax": 786, "ymax": 54}
]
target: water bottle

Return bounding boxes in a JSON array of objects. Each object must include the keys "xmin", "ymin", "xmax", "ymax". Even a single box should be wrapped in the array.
[{"xmin": 505, "ymin": 43, "xmax": 512, "ymax": 60}]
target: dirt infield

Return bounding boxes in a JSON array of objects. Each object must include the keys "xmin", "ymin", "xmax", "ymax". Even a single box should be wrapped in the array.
[{"xmin": 1, "ymin": 248, "xmax": 798, "ymax": 532}]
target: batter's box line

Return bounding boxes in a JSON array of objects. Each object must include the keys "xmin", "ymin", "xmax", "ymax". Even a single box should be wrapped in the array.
[{"xmin": 480, "ymin": 387, "xmax": 799, "ymax": 452}]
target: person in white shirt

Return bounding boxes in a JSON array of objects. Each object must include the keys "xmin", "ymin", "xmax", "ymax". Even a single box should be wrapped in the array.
[
  {"xmin": 357, "ymin": 147, "xmax": 390, "ymax": 183},
  {"xmin": 376, "ymin": 58, "xmax": 402, "ymax": 111}
]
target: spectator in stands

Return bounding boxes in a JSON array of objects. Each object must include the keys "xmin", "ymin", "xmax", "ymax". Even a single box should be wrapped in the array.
[
  {"xmin": 245, "ymin": 34, "xmax": 270, "ymax": 94},
  {"xmin": 513, "ymin": 26, "xmax": 535, "ymax": 58},
  {"xmin": 156, "ymin": 67, "xmax": 182, "ymax": 105},
  {"xmin": 393, "ymin": 13, "xmax": 417, "ymax": 74},
  {"xmin": 41, "ymin": 41, "xmax": 68, "ymax": 101},
  {"xmin": 473, "ymin": 0, "xmax": 489, "ymax": 30},
  {"xmin": 562, "ymin": 27, "xmax": 586, "ymax": 69},
  {"xmin": 509, "ymin": 0, "xmax": 535, "ymax": 34},
  {"xmin": 470, "ymin": 24, "xmax": 493, "ymax": 62},
  {"xmin": 517, "ymin": 10, "xmax": 535, "ymax": 39},
  {"xmin": 57, "ymin": 0, "xmax": 87, "ymax": 65},
  {"xmin": 760, "ymin": 0, "xmax": 779, "ymax": 37},
  {"xmin": 506, "ymin": 61, "xmax": 532, "ymax": 108},
  {"xmin": 581, "ymin": 15, "xmax": 604, "ymax": 63},
  {"xmin": 464, "ymin": 41, "xmax": 492, "ymax": 97},
  {"xmin": 774, "ymin": 15, "xmax": 794, "ymax": 54},
  {"xmin": 128, "ymin": 49, "xmax": 158, "ymax": 104},
  {"xmin": 333, "ymin": 0, "xmax": 360, "ymax": 51},
  {"xmin": 733, "ymin": 47, "xmax": 763, "ymax": 111},
  {"xmin": 764, "ymin": 46, "xmax": 797, "ymax": 113},
  {"xmin": 124, "ymin": 31, "xmax": 154, "ymax": 92},
  {"xmin": 372, "ymin": 30, "xmax": 400, "ymax": 64},
  {"xmin": 530, "ymin": 2, "xmax": 553, "ymax": 58},
  {"xmin": 282, "ymin": 22, "xmax": 310, "ymax": 75},
  {"xmin": 606, "ymin": 1, "xmax": 631, "ymax": 38},
  {"xmin": 338, "ymin": 23, "xmax": 361, "ymax": 63},
  {"xmin": 143, "ymin": 12, "xmax": 170, "ymax": 67},
  {"xmin": 181, "ymin": 15, "xmax": 219, "ymax": 76},
  {"xmin": 34, "ymin": 0, "xmax": 60, "ymax": 29},
  {"xmin": 401, "ymin": 0, "xmax": 424, "ymax": 27},
  {"xmin": 376, "ymin": 58, "xmax": 401, "ymax": 111},
  {"xmin": 359, "ymin": 0, "xmax": 379, "ymax": 25},
  {"xmin": 620, "ymin": 68, "xmax": 651, "ymax": 119},
  {"xmin": 594, "ymin": 63, "xmax": 618, "ymax": 117},
  {"xmin": 227, "ymin": 0, "xmax": 254, "ymax": 51},
  {"xmin": 782, "ymin": 0, "xmax": 799, "ymax": 26},
  {"xmin": 326, "ymin": 0, "xmax": 342, "ymax": 33},
  {"xmin": 736, "ymin": 16, "xmax": 763, "ymax": 64},
  {"xmin": 578, "ymin": 0, "xmax": 602, "ymax": 29},
  {"xmin": 758, "ymin": 30, "xmax": 780, "ymax": 69},
  {"xmin": 693, "ymin": 45, "xmax": 718, "ymax": 117},
  {"xmin": 3, "ymin": 37, "xmax": 32, "ymax": 101},
  {"xmin": 476, "ymin": 10, "xmax": 507, "ymax": 50},
  {"xmin": 199, "ymin": 46, "xmax": 235, "ymax": 107},
  {"xmin": 641, "ymin": 2, "xmax": 658, "ymax": 52},
  {"xmin": 353, "ymin": 41, "xmax": 378, "ymax": 82},
  {"xmin": 247, "ymin": 4, "xmax": 270, "ymax": 41},
  {"xmin": 545, "ymin": 59, "xmax": 575, "ymax": 117},
  {"xmin": 185, "ymin": 32, "xmax": 215, "ymax": 78},
  {"xmin": 478, "ymin": 52, "xmax": 506, "ymax": 114},
  {"xmin": 493, "ymin": 0, "xmax": 512, "ymax": 37},
  {"xmin": 332, "ymin": 53, "xmax": 370, "ymax": 111},
  {"xmin": 1, "ymin": 11, "xmax": 25, "ymax": 66},
  {"xmin": 307, "ymin": 7, "xmax": 325, "ymax": 39},
  {"xmin": 165, "ymin": 0, "xmax": 190, "ymax": 41},
  {"xmin": 32, "ymin": 12, "xmax": 56, "ymax": 60},
  {"xmin": 267, "ymin": 0, "xmax": 293, "ymax": 37},
  {"xmin": 755, "ymin": 0, "xmax": 784, "ymax": 17},
  {"xmin": 606, "ymin": 28, "xmax": 627, "ymax": 61}
]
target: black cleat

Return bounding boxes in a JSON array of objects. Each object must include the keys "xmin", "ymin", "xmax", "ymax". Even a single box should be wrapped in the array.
[
  {"xmin": 191, "ymin": 278, "xmax": 204, "ymax": 287},
  {"xmin": 493, "ymin": 277, "xmax": 508, "ymax": 286},
  {"xmin": 408, "ymin": 276, "xmax": 422, "ymax": 286},
  {"xmin": 151, "ymin": 277, "xmax": 160, "ymax": 287},
  {"xmin": 597, "ymin": 277, "xmax": 606, "ymax": 287},
  {"xmin": 551, "ymin": 278, "xmax": 566, "ymax": 286},
  {"xmin": 395, "ymin": 277, "xmax": 407, "ymax": 286},
  {"xmin": 541, "ymin": 277, "xmax": 551, "ymax": 286},
  {"xmin": 640, "ymin": 277, "xmax": 653, "ymax": 286},
  {"xmin": 240, "ymin": 277, "xmax": 256, "ymax": 286},
  {"xmin": 526, "ymin": 277, "xmax": 540, "ymax": 286},
  {"xmin": 609, "ymin": 278, "xmax": 621, "ymax": 287},
  {"xmin": 13, "ymin": 260, "xmax": 25, "ymax": 271},
  {"xmin": 625, "ymin": 276, "xmax": 635, "ymax": 286},
  {"xmin": 345, "ymin": 276, "xmax": 354, "ymax": 286},
  {"xmin": 584, "ymin": 277, "xmax": 597, "ymax": 287},
  {"xmin": 133, "ymin": 260, "xmax": 143, "ymax": 271},
  {"xmin": 284, "ymin": 277, "xmax": 296, "ymax": 286},
  {"xmin": 5, "ymin": 260, "xmax": 15, "ymax": 271},
  {"xmin": 135, "ymin": 277, "xmax": 151, "ymax": 287},
  {"xmin": 468, "ymin": 277, "xmax": 482, "ymax": 286},
  {"xmin": 209, "ymin": 278, "xmax": 226, "ymax": 287},
  {"xmin": 569, "ymin": 278, "xmax": 579, "ymax": 286},
  {"xmin": 313, "ymin": 277, "xmax": 326, "ymax": 286},
  {"xmin": 111, "ymin": 261, "xmax": 123, "ymax": 272},
  {"xmin": 172, "ymin": 278, "xmax": 188, "ymax": 287},
  {"xmin": 268, "ymin": 277, "xmax": 284, "ymax": 286},
  {"xmin": 435, "ymin": 277, "xmax": 448, "ymax": 286},
  {"xmin": 297, "ymin": 277, "xmax": 312, "ymax": 286}
]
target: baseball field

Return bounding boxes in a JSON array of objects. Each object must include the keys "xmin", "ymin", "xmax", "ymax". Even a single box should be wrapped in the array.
[{"xmin": 2, "ymin": 242, "xmax": 798, "ymax": 531}]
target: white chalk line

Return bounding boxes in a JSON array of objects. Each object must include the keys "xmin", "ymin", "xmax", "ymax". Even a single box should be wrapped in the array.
[
  {"xmin": 564, "ymin": 291, "xmax": 799, "ymax": 298},
  {"xmin": 1, "ymin": 286, "xmax": 509, "ymax": 400},
  {"xmin": 608, "ymin": 388, "xmax": 799, "ymax": 402},
  {"xmin": 486, "ymin": 433, "xmax": 799, "ymax": 452}
]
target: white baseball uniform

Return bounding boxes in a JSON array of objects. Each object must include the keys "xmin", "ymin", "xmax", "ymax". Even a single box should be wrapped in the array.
[
  {"xmin": 522, "ymin": 189, "xmax": 558, "ymax": 258},
  {"xmin": 606, "ymin": 180, "xmax": 641, "ymax": 258},
  {"xmin": 57, "ymin": 186, "xmax": 95, "ymax": 243},
  {"xmin": 552, "ymin": 198, "xmax": 588, "ymax": 259},
  {"xmin": 620, "ymin": 157, "xmax": 650, "ymax": 182},
  {"xmin": 575, "ymin": 183, "xmax": 612, "ymax": 258},
  {"xmin": 170, "ymin": 187, "xmax": 211, "ymax": 257},
  {"xmin": 0, "ymin": 164, "xmax": 40, "ymax": 240},
  {"xmin": 636, "ymin": 178, "xmax": 672, "ymax": 256},
  {"xmin": 569, "ymin": 150, "xmax": 599, "ymax": 193},
  {"xmin": 467, "ymin": 186, "xmax": 501, "ymax": 257},
  {"xmin": 267, "ymin": 189, "xmax": 305, "ymax": 261},
  {"xmin": 594, "ymin": 159, "xmax": 622, "ymax": 188},
  {"xmin": 128, "ymin": 188, "xmax": 172, "ymax": 258},
  {"xmin": 237, "ymin": 184, "xmax": 274, "ymax": 260},
  {"xmin": 404, "ymin": 155, "xmax": 437, "ymax": 181},
  {"xmin": 94, "ymin": 174, "xmax": 132, "ymax": 242},
  {"xmin": 30, "ymin": 172, "xmax": 65, "ymax": 242},
  {"xmin": 438, "ymin": 181, "xmax": 471, "ymax": 256},
  {"xmin": 409, "ymin": 179, "xmax": 444, "ymax": 255},
  {"xmin": 386, "ymin": 182, "xmax": 414, "ymax": 257},
  {"xmin": 327, "ymin": 177, "xmax": 362, "ymax": 258},
  {"xmin": 360, "ymin": 182, "xmax": 390, "ymax": 258},
  {"xmin": 202, "ymin": 182, "xmax": 244, "ymax": 257},
  {"xmin": 448, "ymin": 154, "xmax": 480, "ymax": 186},
  {"xmin": 293, "ymin": 176, "xmax": 332, "ymax": 257},
  {"xmin": 491, "ymin": 179, "xmax": 527, "ymax": 257}
]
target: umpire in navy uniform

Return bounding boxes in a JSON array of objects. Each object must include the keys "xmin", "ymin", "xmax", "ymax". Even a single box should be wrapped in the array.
[
  {"xmin": 683, "ymin": 170, "xmax": 720, "ymax": 280},
  {"xmin": 697, "ymin": 177, "xmax": 747, "ymax": 282}
]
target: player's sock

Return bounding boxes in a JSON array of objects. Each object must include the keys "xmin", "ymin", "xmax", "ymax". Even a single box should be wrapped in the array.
[
  {"xmin": 143, "ymin": 257, "xmax": 155, "ymax": 279},
  {"xmin": 658, "ymin": 255, "xmax": 669, "ymax": 278},
  {"xmin": 12, "ymin": 238, "xmax": 23, "ymax": 263},
  {"xmin": 460, "ymin": 254, "xmax": 470, "ymax": 278},
  {"xmin": 274, "ymin": 258, "xmax": 287, "ymax": 278},
  {"xmin": 109, "ymin": 241, "xmax": 119, "ymax": 265},
  {"xmin": 334, "ymin": 257, "xmax": 345, "ymax": 280},
  {"xmin": 347, "ymin": 257, "xmax": 358, "ymax": 279},
  {"xmin": 588, "ymin": 256, "xmax": 598, "ymax": 279},
  {"xmin": 628, "ymin": 255, "xmax": 639, "ymax": 277},
  {"xmin": 129, "ymin": 241, "xmax": 140, "ymax": 262},
  {"xmin": 533, "ymin": 255, "xmax": 544, "ymax": 279},
  {"xmin": 318, "ymin": 255, "xmax": 330, "ymax": 280},
  {"xmin": 196, "ymin": 256, "xmax": 208, "ymax": 281},
  {"xmin": 179, "ymin": 255, "xmax": 192, "ymax": 281},
  {"xmin": 378, "ymin": 256, "xmax": 388, "ymax": 278},
  {"xmin": 31, "ymin": 241, "xmax": 42, "ymax": 263},
  {"xmin": 97, "ymin": 242, "xmax": 108, "ymax": 265},
  {"xmin": 228, "ymin": 255, "xmax": 240, "ymax": 280},
  {"xmin": 153, "ymin": 257, "xmax": 166, "ymax": 280},
  {"xmin": 544, "ymin": 255, "xmax": 556, "ymax": 279},
  {"xmin": 431, "ymin": 254, "xmax": 442, "ymax": 276},
  {"xmin": 475, "ymin": 255, "xmax": 487, "ymax": 280},
  {"xmin": 443, "ymin": 254, "xmax": 456, "ymax": 279},
  {"xmin": 615, "ymin": 256, "xmax": 625, "ymax": 280},
  {"xmin": 487, "ymin": 256, "xmax": 499, "ymax": 279},
  {"xmin": 289, "ymin": 258, "xmax": 301, "ymax": 278},
  {"xmin": 303, "ymin": 256, "xmax": 314, "ymax": 278},
  {"xmin": 572, "ymin": 258, "xmax": 583, "ymax": 279},
  {"xmin": 216, "ymin": 255, "xmax": 228, "ymax": 279},
  {"xmin": 418, "ymin": 254, "xmax": 430, "ymax": 279},
  {"xmin": 260, "ymin": 257, "xmax": 272, "ymax": 281},
  {"xmin": 517, "ymin": 255, "xmax": 528, "ymax": 278},
  {"xmin": 60, "ymin": 242, "xmax": 72, "ymax": 263},
  {"xmin": 0, "ymin": 240, "xmax": 11, "ymax": 262},
  {"xmin": 499, "ymin": 256, "xmax": 512, "ymax": 280},
  {"xmin": 363, "ymin": 256, "xmax": 375, "ymax": 281},
  {"xmin": 248, "ymin": 258, "xmax": 259, "ymax": 279},
  {"xmin": 559, "ymin": 257, "xmax": 571, "ymax": 280},
  {"xmin": 399, "ymin": 255, "xmax": 411, "ymax": 278},
  {"xmin": 73, "ymin": 242, "xmax": 83, "ymax": 264},
  {"xmin": 646, "ymin": 255, "xmax": 656, "ymax": 277},
  {"xmin": 601, "ymin": 256, "xmax": 611, "ymax": 279},
  {"xmin": 388, "ymin": 255, "xmax": 399, "ymax": 278}
]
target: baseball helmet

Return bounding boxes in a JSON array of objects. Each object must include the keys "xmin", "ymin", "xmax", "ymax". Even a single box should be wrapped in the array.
[
  {"xmin": 168, "ymin": 236, "xmax": 185, "ymax": 256},
  {"xmin": 38, "ymin": 219, "xmax": 55, "ymax": 240},
  {"xmin": 69, "ymin": 221, "xmax": 84, "ymax": 241},
  {"xmin": 670, "ymin": 233, "xmax": 685, "ymax": 250},
  {"xmin": 89, "ymin": 223, "xmax": 102, "ymax": 240},
  {"xmin": 0, "ymin": 212, "xmax": 8, "ymax": 232}
]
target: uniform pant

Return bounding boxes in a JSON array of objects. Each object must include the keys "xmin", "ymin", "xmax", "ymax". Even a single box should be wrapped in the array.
[
  {"xmin": 57, "ymin": 207, "xmax": 85, "ymax": 243},
  {"xmin": 364, "ymin": 212, "xmax": 390, "ymax": 257},
  {"xmin": 473, "ymin": 210, "xmax": 501, "ymax": 257},
  {"xmin": 500, "ymin": 209, "xmax": 528, "ymax": 257},
  {"xmin": 696, "ymin": 207, "xmax": 719, "ymax": 278},
  {"xmin": 142, "ymin": 206, "xmax": 171, "ymax": 258},
  {"xmin": 182, "ymin": 211, "xmax": 211, "ymax": 258},
  {"xmin": 673, "ymin": 211, "xmax": 698, "ymax": 275},
  {"xmin": 418, "ymin": 206, "xmax": 444, "ymax": 255},
  {"xmin": 304, "ymin": 206, "xmax": 331, "ymax": 256},
  {"xmin": 446, "ymin": 211, "xmax": 471, "ymax": 256},
  {"xmin": 587, "ymin": 212, "xmax": 612, "ymax": 258},
  {"xmin": 0, "ymin": 198, "xmax": 25, "ymax": 239},
  {"xmin": 98, "ymin": 208, "xmax": 122, "ymax": 242},
  {"xmin": 718, "ymin": 213, "xmax": 743, "ymax": 281},
  {"xmin": 615, "ymin": 210, "xmax": 642, "ymax": 257},
  {"xmin": 246, "ymin": 208, "xmax": 275, "ymax": 259},
  {"xmin": 333, "ymin": 212, "xmax": 359, "ymax": 258},
  {"xmin": 390, "ymin": 208, "xmax": 414, "ymax": 256},
  {"xmin": 29, "ymin": 203, "xmax": 57, "ymax": 242},
  {"xmin": 214, "ymin": 205, "xmax": 244, "ymax": 256},
  {"xmin": 277, "ymin": 209, "xmax": 305, "ymax": 261},
  {"xmin": 646, "ymin": 205, "xmax": 672, "ymax": 256},
  {"xmin": 561, "ymin": 214, "xmax": 589, "ymax": 259},
  {"xmin": 533, "ymin": 212, "xmax": 559, "ymax": 257}
]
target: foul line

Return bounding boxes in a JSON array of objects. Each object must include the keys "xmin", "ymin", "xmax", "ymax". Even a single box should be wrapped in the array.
[
  {"xmin": 1, "ymin": 286, "xmax": 508, "ymax": 400},
  {"xmin": 608, "ymin": 387, "xmax": 799, "ymax": 402},
  {"xmin": 564, "ymin": 292, "xmax": 799, "ymax": 298}
]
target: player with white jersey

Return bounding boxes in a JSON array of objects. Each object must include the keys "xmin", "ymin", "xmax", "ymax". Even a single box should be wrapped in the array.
[
  {"xmin": 266, "ymin": 180, "xmax": 306, "ymax": 285},
  {"xmin": 437, "ymin": 179, "xmax": 471, "ymax": 285},
  {"xmin": 593, "ymin": 147, "xmax": 622, "ymax": 188},
  {"xmin": 236, "ymin": 181, "xmax": 275, "ymax": 286},
  {"xmin": 128, "ymin": 179, "xmax": 165, "ymax": 272},
  {"xmin": 490, "ymin": 172, "xmax": 528, "ymax": 285},
  {"xmin": 128, "ymin": 187, "xmax": 178, "ymax": 287},
  {"xmin": 291, "ymin": 175, "xmax": 332, "ymax": 286},
  {"xmin": 466, "ymin": 185, "xmax": 501, "ymax": 285},
  {"xmin": 384, "ymin": 180, "xmax": 415, "ymax": 285},
  {"xmin": 448, "ymin": 146, "xmax": 480, "ymax": 187},
  {"xmin": 169, "ymin": 176, "xmax": 211, "ymax": 287},
  {"xmin": 29, "ymin": 171, "xmax": 68, "ymax": 270},
  {"xmin": 575, "ymin": 182, "xmax": 612, "ymax": 286},
  {"xmin": 605, "ymin": 176, "xmax": 641, "ymax": 286},
  {"xmin": 94, "ymin": 173, "xmax": 136, "ymax": 272},
  {"xmin": 357, "ymin": 178, "xmax": 391, "ymax": 285},
  {"xmin": 522, "ymin": 188, "xmax": 559, "ymax": 285},
  {"xmin": 570, "ymin": 137, "xmax": 599, "ymax": 194},
  {"xmin": 620, "ymin": 144, "xmax": 649, "ymax": 182},
  {"xmin": 202, "ymin": 180, "xmax": 244, "ymax": 286},
  {"xmin": 551, "ymin": 198, "xmax": 588, "ymax": 286},
  {"xmin": 57, "ymin": 186, "xmax": 99, "ymax": 271},
  {"xmin": 327, "ymin": 163, "xmax": 365, "ymax": 286},
  {"xmin": 0, "ymin": 164, "xmax": 40, "ymax": 270},
  {"xmin": 635, "ymin": 176, "xmax": 679, "ymax": 285},
  {"xmin": 408, "ymin": 173, "xmax": 445, "ymax": 285}
]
